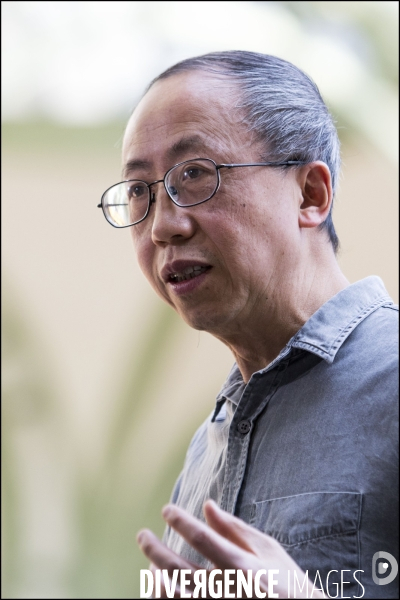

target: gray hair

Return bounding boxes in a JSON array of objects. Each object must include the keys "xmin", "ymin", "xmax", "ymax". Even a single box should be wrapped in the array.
[{"xmin": 148, "ymin": 51, "xmax": 340, "ymax": 253}]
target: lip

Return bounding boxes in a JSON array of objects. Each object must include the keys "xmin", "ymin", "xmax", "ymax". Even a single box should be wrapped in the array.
[
  {"xmin": 160, "ymin": 259, "xmax": 212, "ymax": 297},
  {"xmin": 160, "ymin": 260, "xmax": 212, "ymax": 283},
  {"xmin": 169, "ymin": 270, "xmax": 210, "ymax": 296}
]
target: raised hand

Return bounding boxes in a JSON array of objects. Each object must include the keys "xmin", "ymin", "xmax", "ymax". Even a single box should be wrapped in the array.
[{"xmin": 137, "ymin": 500, "xmax": 325, "ymax": 598}]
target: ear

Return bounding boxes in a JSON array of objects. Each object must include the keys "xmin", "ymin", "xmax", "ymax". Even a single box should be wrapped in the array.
[{"xmin": 297, "ymin": 162, "xmax": 332, "ymax": 229}]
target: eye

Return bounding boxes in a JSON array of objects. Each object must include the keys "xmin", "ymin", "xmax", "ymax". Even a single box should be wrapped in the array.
[
  {"xmin": 127, "ymin": 182, "xmax": 147, "ymax": 199},
  {"xmin": 182, "ymin": 166, "xmax": 204, "ymax": 181}
]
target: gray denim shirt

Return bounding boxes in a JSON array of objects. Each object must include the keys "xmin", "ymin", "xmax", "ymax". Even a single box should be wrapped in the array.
[{"xmin": 164, "ymin": 277, "xmax": 399, "ymax": 598}]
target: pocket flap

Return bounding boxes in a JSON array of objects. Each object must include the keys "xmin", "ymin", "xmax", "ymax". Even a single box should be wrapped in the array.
[{"xmin": 255, "ymin": 491, "xmax": 362, "ymax": 546}]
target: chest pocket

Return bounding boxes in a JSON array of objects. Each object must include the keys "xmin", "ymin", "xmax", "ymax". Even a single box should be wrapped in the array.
[{"xmin": 253, "ymin": 491, "xmax": 362, "ymax": 598}]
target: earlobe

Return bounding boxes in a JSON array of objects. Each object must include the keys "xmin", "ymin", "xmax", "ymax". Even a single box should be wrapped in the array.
[{"xmin": 298, "ymin": 162, "xmax": 332, "ymax": 229}]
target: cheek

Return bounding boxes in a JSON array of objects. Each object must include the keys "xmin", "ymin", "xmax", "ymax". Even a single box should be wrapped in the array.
[
  {"xmin": 131, "ymin": 232, "xmax": 174, "ymax": 305},
  {"xmin": 131, "ymin": 231, "xmax": 155, "ymax": 283},
  {"xmin": 202, "ymin": 179, "xmax": 250, "ymax": 228}
]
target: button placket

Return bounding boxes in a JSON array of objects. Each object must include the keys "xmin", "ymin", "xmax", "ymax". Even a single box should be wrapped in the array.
[{"xmin": 221, "ymin": 365, "xmax": 289, "ymax": 515}]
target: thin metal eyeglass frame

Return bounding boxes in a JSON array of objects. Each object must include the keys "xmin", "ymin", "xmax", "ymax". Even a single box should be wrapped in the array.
[{"xmin": 97, "ymin": 158, "xmax": 304, "ymax": 228}]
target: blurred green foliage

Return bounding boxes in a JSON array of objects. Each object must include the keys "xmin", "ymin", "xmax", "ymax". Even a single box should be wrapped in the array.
[{"xmin": 280, "ymin": 1, "xmax": 398, "ymax": 82}]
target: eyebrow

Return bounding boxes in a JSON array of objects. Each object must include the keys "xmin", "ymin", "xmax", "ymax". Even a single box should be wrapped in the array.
[
  {"xmin": 121, "ymin": 158, "xmax": 151, "ymax": 179},
  {"xmin": 121, "ymin": 135, "xmax": 207, "ymax": 180},
  {"xmin": 167, "ymin": 135, "xmax": 206, "ymax": 159}
]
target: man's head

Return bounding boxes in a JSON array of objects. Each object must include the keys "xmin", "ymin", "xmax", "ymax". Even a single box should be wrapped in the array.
[
  {"xmin": 148, "ymin": 51, "xmax": 340, "ymax": 253},
  {"xmin": 122, "ymin": 51, "xmax": 340, "ymax": 339}
]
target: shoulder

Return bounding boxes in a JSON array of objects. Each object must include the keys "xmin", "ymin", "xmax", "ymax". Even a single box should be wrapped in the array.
[
  {"xmin": 348, "ymin": 300, "xmax": 398, "ymax": 360},
  {"xmin": 332, "ymin": 301, "xmax": 398, "ymax": 420}
]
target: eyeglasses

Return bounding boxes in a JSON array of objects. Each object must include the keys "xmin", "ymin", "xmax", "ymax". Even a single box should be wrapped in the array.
[{"xmin": 97, "ymin": 158, "xmax": 303, "ymax": 228}]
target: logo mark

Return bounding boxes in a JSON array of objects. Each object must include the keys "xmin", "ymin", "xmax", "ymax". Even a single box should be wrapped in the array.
[{"xmin": 372, "ymin": 552, "xmax": 398, "ymax": 585}]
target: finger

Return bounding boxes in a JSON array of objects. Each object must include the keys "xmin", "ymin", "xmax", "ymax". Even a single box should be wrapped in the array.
[
  {"xmin": 204, "ymin": 500, "xmax": 263, "ymax": 553},
  {"xmin": 137, "ymin": 529, "xmax": 197, "ymax": 576},
  {"xmin": 205, "ymin": 499, "xmax": 304, "ymax": 569},
  {"xmin": 203, "ymin": 500, "xmax": 281, "ymax": 558},
  {"xmin": 138, "ymin": 530, "xmax": 204, "ymax": 596},
  {"xmin": 161, "ymin": 505, "xmax": 255, "ymax": 572},
  {"xmin": 204, "ymin": 503, "xmax": 324, "ymax": 598}
]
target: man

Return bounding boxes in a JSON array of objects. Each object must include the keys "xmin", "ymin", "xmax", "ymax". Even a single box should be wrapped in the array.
[{"xmin": 98, "ymin": 51, "xmax": 398, "ymax": 598}]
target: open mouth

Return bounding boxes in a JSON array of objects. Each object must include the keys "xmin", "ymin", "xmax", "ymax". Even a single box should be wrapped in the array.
[{"xmin": 169, "ymin": 265, "xmax": 210, "ymax": 283}]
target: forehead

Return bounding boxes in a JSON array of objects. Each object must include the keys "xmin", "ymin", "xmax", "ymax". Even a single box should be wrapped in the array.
[{"xmin": 122, "ymin": 72, "xmax": 253, "ymax": 175}]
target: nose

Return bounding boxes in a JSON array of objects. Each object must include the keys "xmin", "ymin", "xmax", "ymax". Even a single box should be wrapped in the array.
[{"xmin": 150, "ymin": 182, "xmax": 197, "ymax": 246}]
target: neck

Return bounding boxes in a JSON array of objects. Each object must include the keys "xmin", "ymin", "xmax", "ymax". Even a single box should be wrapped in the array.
[{"xmin": 215, "ymin": 249, "xmax": 349, "ymax": 383}]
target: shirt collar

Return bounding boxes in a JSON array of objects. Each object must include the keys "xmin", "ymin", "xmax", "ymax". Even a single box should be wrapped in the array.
[
  {"xmin": 216, "ymin": 276, "xmax": 394, "ymax": 403},
  {"xmin": 290, "ymin": 276, "xmax": 393, "ymax": 364}
]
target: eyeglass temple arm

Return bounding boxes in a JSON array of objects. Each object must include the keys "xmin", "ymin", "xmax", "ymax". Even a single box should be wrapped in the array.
[{"xmin": 218, "ymin": 161, "xmax": 304, "ymax": 169}]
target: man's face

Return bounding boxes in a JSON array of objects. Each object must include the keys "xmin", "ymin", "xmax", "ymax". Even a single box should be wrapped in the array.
[{"xmin": 122, "ymin": 72, "xmax": 303, "ymax": 338}]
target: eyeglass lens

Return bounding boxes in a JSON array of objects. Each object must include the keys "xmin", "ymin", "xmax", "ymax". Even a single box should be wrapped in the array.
[{"xmin": 102, "ymin": 159, "xmax": 218, "ymax": 227}]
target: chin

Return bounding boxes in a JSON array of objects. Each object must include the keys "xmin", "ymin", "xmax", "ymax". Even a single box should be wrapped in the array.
[
  {"xmin": 180, "ymin": 313, "xmax": 209, "ymax": 331},
  {"xmin": 179, "ymin": 308, "xmax": 228, "ymax": 334}
]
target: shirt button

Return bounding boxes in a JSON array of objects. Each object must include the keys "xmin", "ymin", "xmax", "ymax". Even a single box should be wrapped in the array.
[{"xmin": 237, "ymin": 420, "xmax": 251, "ymax": 434}]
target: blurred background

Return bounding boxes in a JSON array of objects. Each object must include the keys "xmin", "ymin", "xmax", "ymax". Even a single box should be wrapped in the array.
[{"xmin": 2, "ymin": 1, "xmax": 398, "ymax": 597}]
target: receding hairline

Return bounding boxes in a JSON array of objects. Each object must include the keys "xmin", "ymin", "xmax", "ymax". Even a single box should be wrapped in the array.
[
  {"xmin": 146, "ymin": 63, "xmax": 235, "ymax": 91},
  {"xmin": 124, "ymin": 69, "xmax": 247, "ymax": 151}
]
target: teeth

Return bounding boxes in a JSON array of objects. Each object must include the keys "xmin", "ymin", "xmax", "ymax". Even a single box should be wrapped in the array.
[{"xmin": 170, "ymin": 266, "xmax": 208, "ymax": 283}]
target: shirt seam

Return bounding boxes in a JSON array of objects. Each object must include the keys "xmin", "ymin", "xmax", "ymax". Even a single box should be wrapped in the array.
[
  {"xmin": 254, "ymin": 490, "xmax": 362, "ymax": 503},
  {"xmin": 280, "ymin": 528, "xmax": 359, "ymax": 548},
  {"xmin": 329, "ymin": 296, "xmax": 392, "ymax": 354},
  {"xmin": 292, "ymin": 295, "xmax": 392, "ymax": 361}
]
